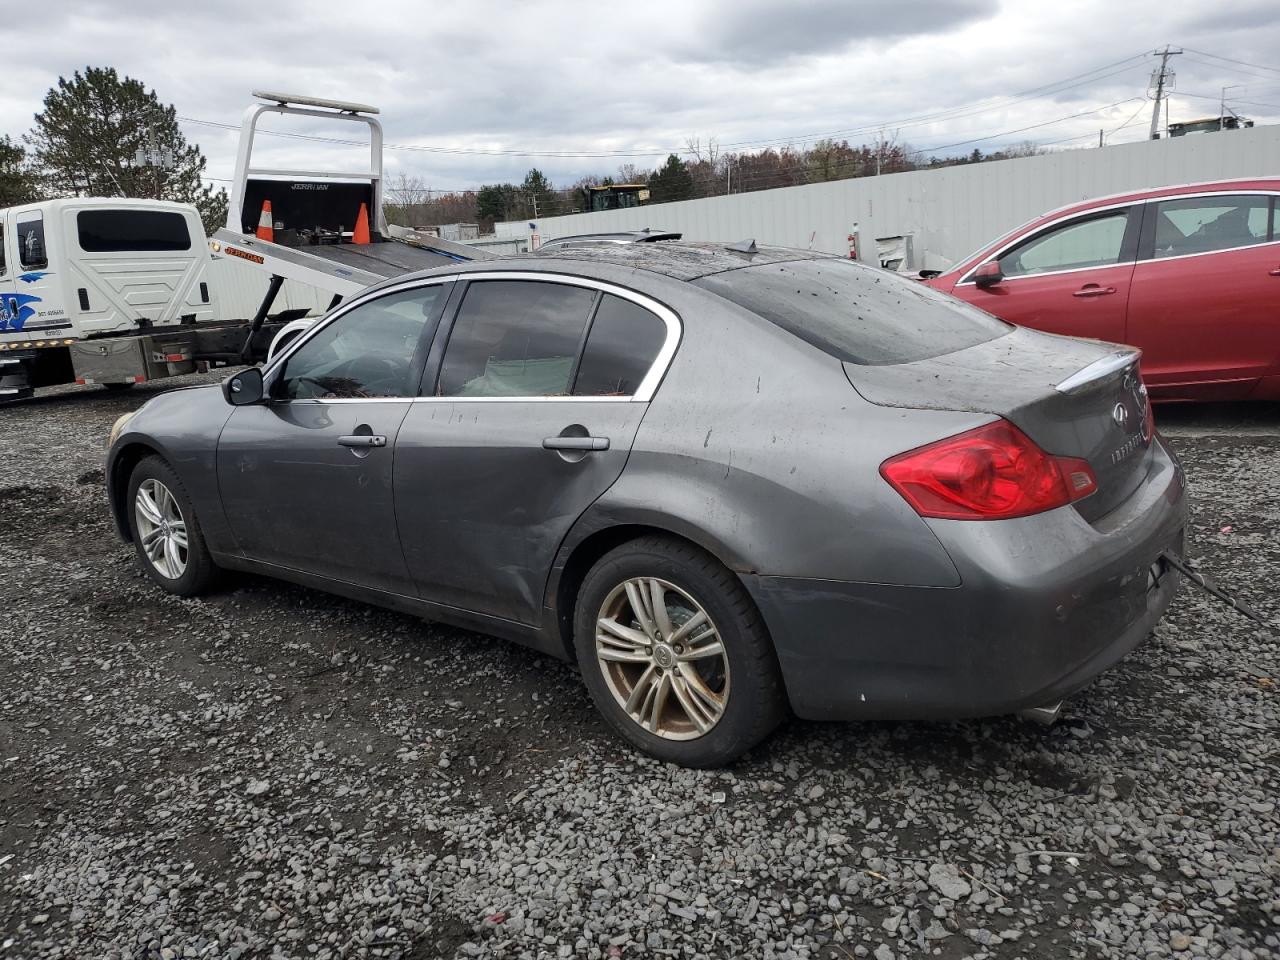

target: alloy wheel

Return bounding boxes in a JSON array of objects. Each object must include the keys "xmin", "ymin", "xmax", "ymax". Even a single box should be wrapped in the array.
[
  {"xmin": 134, "ymin": 478, "xmax": 188, "ymax": 580},
  {"xmin": 595, "ymin": 577, "xmax": 729, "ymax": 740}
]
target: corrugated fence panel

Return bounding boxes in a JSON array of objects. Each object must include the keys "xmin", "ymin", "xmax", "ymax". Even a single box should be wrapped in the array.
[{"xmin": 507, "ymin": 127, "xmax": 1280, "ymax": 270}]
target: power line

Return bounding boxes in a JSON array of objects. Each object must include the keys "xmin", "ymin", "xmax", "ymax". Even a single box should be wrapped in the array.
[
  {"xmin": 913, "ymin": 97, "xmax": 1142, "ymax": 152},
  {"xmin": 176, "ymin": 52, "xmax": 1155, "ymax": 163},
  {"xmin": 713, "ymin": 52, "xmax": 1153, "ymax": 149},
  {"xmin": 1182, "ymin": 47, "xmax": 1280, "ymax": 78}
]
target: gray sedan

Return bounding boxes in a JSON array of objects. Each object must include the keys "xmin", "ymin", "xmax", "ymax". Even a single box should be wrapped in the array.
[{"xmin": 105, "ymin": 243, "xmax": 1185, "ymax": 767}]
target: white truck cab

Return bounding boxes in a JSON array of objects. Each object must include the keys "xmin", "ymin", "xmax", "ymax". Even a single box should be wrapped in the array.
[
  {"xmin": 0, "ymin": 198, "xmax": 223, "ymax": 399},
  {"xmin": 0, "ymin": 198, "xmax": 215, "ymax": 339}
]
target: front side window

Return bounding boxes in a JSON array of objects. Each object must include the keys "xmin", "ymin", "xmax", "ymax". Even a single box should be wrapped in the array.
[
  {"xmin": 277, "ymin": 285, "xmax": 445, "ymax": 399},
  {"xmin": 1151, "ymin": 194, "xmax": 1272, "ymax": 259},
  {"xmin": 78, "ymin": 210, "xmax": 191, "ymax": 252},
  {"xmin": 436, "ymin": 280, "xmax": 597, "ymax": 397},
  {"xmin": 16, "ymin": 212, "xmax": 47, "ymax": 269},
  {"xmin": 999, "ymin": 211, "xmax": 1130, "ymax": 278},
  {"xmin": 573, "ymin": 294, "xmax": 667, "ymax": 396},
  {"xmin": 0, "ymin": 219, "xmax": 6, "ymax": 277}
]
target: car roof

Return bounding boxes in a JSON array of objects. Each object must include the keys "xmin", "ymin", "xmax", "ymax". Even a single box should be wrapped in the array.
[
  {"xmin": 381, "ymin": 240, "xmax": 831, "ymax": 288},
  {"xmin": 508, "ymin": 240, "xmax": 828, "ymax": 281},
  {"xmin": 1041, "ymin": 177, "xmax": 1280, "ymax": 219}
]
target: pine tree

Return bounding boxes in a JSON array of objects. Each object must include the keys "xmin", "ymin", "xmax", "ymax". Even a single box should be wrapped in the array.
[
  {"xmin": 0, "ymin": 136, "xmax": 42, "ymax": 206},
  {"xmin": 25, "ymin": 67, "xmax": 226, "ymax": 232},
  {"xmin": 648, "ymin": 154, "xmax": 695, "ymax": 203}
]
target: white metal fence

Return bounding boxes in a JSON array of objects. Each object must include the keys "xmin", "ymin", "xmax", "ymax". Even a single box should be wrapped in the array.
[{"xmin": 500, "ymin": 126, "xmax": 1280, "ymax": 271}]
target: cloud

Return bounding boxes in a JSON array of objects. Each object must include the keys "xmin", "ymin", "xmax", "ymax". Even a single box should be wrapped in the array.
[
  {"xmin": 677, "ymin": 0, "xmax": 990, "ymax": 65},
  {"xmin": 1, "ymin": 0, "xmax": 1276, "ymax": 194}
]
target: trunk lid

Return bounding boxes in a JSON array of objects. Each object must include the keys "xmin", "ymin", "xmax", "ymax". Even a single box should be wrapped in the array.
[{"xmin": 845, "ymin": 327, "xmax": 1154, "ymax": 521}]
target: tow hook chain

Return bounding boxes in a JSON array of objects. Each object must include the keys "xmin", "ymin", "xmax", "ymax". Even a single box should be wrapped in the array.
[{"xmin": 1160, "ymin": 550, "xmax": 1270, "ymax": 628}]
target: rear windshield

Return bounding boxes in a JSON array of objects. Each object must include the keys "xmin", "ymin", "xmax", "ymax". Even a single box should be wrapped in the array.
[
  {"xmin": 77, "ymin": 210, "xmax": 192, "ymax": 252},
  {"xmin": 695, "ymin": 258, "xmax": 1011, "ymax": 365}
]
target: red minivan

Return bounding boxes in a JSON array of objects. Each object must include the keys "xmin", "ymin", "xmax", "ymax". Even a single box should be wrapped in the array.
[{"xmin": 924, "ymin": 179, "xmax": 1280, "ymax": 401}]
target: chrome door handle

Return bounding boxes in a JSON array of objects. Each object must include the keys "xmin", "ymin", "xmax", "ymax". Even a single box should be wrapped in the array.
[
  {"xmin": 1072, "ymin": 285, "xmax": 1116, "ymax": 298},
  {"xmin": 338, "ymin": 435, "xmax": 386, "ymax": 447},
  {"xmin": 542, "ymin": 436, "xmax": 609, "ymax": 451},
  {"xmin": 1269, "ymin": 267, "xmax": 1280, "ymax": 276}
]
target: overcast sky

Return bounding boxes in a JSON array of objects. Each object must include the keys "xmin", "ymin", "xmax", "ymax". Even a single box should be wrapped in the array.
[{"xmin": 4, "ymin": 0, "xmax": 1278, "ymax": 194}]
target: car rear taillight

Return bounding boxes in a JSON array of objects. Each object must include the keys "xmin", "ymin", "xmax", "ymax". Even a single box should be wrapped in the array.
[
  {"xmin": 880, "ymin": 419, "xmax": 1098, "ymax": 520},
  {"xmin": 1142, "ymin": 387, "xmax": 1155, "ymax": 443}
]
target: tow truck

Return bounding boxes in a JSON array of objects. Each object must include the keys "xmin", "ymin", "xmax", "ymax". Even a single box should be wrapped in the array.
[{"xmin": 0, "ymin": 91, "xmax": 491, "ymax": 402}]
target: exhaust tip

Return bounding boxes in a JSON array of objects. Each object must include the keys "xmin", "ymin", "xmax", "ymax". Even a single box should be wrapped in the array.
[{"xmin": 1017, "ymin": 701, "xmax": 1064, "ymax": 726}]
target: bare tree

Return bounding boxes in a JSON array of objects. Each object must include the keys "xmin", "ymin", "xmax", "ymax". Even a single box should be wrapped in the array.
[
  {"xmin": 384, "ymin": 173, "xmax": 432, "ymax": 227},
  {"xmin": 616, "ymin": 162, "xmax": 649, "ymax": 185}
]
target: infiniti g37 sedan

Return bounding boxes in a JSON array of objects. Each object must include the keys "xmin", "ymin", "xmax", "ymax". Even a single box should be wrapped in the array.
[{"xmin": 106, "ymin": 243, "xmax": 1186, "ymax": 767}]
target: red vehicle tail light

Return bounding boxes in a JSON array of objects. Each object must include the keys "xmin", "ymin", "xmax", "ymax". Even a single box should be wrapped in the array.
[{"xmin": 880, "ymin": 419, "xmax": 1098, "ymax": 520}]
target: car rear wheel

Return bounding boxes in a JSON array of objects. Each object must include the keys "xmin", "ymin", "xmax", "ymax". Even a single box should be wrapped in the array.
[
  {"xmin": 574, "ymin": 536, "xmax": 785, "ymax": 767},
  {"xmin": 127, "ymin": 456, "xmax": 219, "ymax": 596}
]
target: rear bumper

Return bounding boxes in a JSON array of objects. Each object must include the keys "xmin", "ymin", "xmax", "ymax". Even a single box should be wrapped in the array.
[{"xmin": 745, "ymin": 437, "xmax": 1187, "ymax": 721}]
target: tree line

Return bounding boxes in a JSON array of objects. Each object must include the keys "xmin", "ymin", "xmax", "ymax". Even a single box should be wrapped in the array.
[
  {"xmin": 385, "ymin": 136, "xmax": 1045, "ymax": 232},
  {"xmin": 0, "ymin": 67, "xmax": 227, "ymax": 231}
]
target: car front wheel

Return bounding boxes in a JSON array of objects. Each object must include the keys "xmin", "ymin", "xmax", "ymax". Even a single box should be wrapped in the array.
[
  {"xmin": 127, "ymin": 456, "xmax": 219, "ymax": 596},
  {"xmin": 574, "ymin": 536, "xmax": 786, "ymax": 767}
]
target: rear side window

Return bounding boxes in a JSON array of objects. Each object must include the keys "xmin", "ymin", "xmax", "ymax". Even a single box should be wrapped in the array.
[
  {"xmin": 437, "ymin": 280, "xmax": 597, "ymax": 397},
  {"xmin": 16, "ymin": 212, "xmax": 47, "ymax": 269},
  {"xmin": 77, "ymin": 210, "xmax": 192, "ymax": 252},
  {"xmin": 1150, "ymin": 194, "xmax": 1272, "ymax": 258},
  {"xmin": 696, "ymin": 259, "xmax": 1010, "ymax": 366},
  {"xmin": 573, "ymin": 294, "xmax": 667, "ymax": 396}
]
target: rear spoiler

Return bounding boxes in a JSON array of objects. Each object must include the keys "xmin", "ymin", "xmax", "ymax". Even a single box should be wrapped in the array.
[{"xmin": 1054, "ymin": 349, "xmax": 1140, "ymax": 395}]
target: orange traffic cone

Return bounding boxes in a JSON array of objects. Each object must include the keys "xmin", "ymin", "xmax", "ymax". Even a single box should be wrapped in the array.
[
  {"xmin": 352, "ymin": 203, "xmax": 371, "ymax": 245},
  {"xmin": 256, "ymin": 200, "xmax": 274, "ymax": 242}
]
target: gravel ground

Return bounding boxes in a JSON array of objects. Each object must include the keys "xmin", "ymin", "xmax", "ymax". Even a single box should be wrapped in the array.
[{"xmin": 1, "ymin": 377, "xmax": 1277, "ymax": 960}]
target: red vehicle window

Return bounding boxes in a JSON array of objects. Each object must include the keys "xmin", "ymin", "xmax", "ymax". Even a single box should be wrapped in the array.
[
  {"xmin": 997, "ymin": 211, "xmax": 1130, "ymax": 278},
  {"xmin": 1148, "ymin": 194, "xmax": 1271, "ymax": 259}
]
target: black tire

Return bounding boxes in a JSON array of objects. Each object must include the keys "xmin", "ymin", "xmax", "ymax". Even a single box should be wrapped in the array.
[
  {"xmin": 103, "ymin": 382, "xmax": 136, "ymax": 391},
  {"xmin": 573, "ymin": 536, "xmax": 786, "ymax": 767},
  {"xmin": 126, "ymin": 455, "xmax": 220, "ymax": 596}
]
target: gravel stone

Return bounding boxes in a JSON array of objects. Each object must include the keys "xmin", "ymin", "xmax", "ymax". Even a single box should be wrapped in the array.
[{"xmin": 1, "ymin": 379, "xmax": 1277, "ymax": 960}]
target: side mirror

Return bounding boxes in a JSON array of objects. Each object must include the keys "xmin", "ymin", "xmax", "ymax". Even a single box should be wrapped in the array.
[
  {"xmin": 222, "ymin": 367, "xmax": 264, "ymax": 406},
  {"xmin": 973, "ymin": 261, "xmax": 1004, "ymax": 288}
]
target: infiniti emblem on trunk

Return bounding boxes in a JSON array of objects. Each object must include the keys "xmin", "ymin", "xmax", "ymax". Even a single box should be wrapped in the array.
[{"xmin": 1112, "ymin": 403, "xmax": 1129, "ymax": 428}]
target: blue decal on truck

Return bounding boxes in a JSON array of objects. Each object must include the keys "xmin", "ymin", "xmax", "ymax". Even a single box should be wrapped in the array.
[
  {"xmin": 18, "ymin": 272, "xmax": 49, "ymax": 284},
  {"xmin": 0, "ymin": 293, "xmax": 43, "ymax": 331}
]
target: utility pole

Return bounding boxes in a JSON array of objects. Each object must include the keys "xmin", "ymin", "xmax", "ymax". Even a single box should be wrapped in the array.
[
  {"xmin": 1148, "ymin": 45, "xmax": 1182, "ymax": 140},
  {"xmin": 1220, "ymin": 85, "xmax": 1244, "ymax": 129}
]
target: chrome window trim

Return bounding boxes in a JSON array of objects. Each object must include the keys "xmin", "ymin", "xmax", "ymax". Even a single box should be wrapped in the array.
[
  {"xmin": 262, "ymin": 270, "xmax": 682, "ymax": 405},
  {"xmin": 957, "ymin": 190, "xmax": 1280, "ymax": 286},
  {"xmin": 1141, "ymin": 237, "xmax": 1280, "ymax": 267},
  {"xmin": 429, "ymin": 271, "xmax": 681, "ymax": 404}
]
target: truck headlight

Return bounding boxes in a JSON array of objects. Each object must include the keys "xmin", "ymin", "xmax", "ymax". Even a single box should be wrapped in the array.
[{"xmin": 108, "ymin": 411, "xmax": 138, "ymax": 448}]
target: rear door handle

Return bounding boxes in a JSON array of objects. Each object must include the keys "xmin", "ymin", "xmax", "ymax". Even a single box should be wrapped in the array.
[
  {"xmin": 542, "ymin": 436, "xmax": 609, "ymax": 451},
  {"xmin": 338, "ymin": 435, "xmax": 386, "ymax": 447},
  {"xmin": 1269, "ymin": 267, "xmax": 1280, "ymax": 276},
  {"xmin": 1072, "ymin": 284, "xmax": 1116, "ymax": 298}
]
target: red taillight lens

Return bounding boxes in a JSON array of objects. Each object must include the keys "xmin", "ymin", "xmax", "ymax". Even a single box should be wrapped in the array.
[{"xmin": 880, "ymin": 419, "xmax": 1098, "ymax": 520}]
